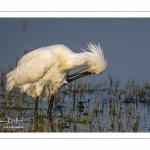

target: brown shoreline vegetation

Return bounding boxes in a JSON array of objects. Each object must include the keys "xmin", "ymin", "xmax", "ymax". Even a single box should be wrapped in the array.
[{"xmin": 0, "ymin": 68, "xmax": 150, "ymax": 132}]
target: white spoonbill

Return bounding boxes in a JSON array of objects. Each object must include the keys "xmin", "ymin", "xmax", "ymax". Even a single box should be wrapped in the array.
[{"xmin": 6, "ymin": 42, "xmax": 107, "ymax": 115}]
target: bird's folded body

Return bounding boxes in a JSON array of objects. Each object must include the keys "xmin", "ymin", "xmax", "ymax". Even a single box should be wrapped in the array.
[{"xmin": 6, "ymin": 43, "xmax": 107, "ymax": 99}]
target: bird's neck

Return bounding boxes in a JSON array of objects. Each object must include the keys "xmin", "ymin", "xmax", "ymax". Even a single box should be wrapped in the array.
[{"xmin": 68, "ymin": 52, "xmax": 90, "ymax": 70}]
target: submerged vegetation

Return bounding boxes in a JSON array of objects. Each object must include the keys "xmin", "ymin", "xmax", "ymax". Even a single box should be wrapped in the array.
[{"xmin": 0, "ymin": 68, "xmax": 150, "ymax": 132}]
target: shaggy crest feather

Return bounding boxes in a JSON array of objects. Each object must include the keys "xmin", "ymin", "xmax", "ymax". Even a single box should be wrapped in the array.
[{"xmin": 82, "ymin": 42, "xmax": 107, "ymax": 70}]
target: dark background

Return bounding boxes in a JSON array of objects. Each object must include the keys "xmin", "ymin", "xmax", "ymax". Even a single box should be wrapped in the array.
[{"xmin": 0, "ymin": 18, "xmax": 149, "ymax": 83}]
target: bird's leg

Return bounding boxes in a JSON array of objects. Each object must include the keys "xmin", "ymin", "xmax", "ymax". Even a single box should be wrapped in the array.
[
  {"xmin": 34, "ymin": 97, "xmax": 39, "ymax": 115},
  {"xmin": 47, "ymin": 95, "xmax": 54, "ymax": 116}
]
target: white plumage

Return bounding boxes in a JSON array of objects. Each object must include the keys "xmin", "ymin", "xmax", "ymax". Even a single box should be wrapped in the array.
[{"xmin": 6, "ymin": 43, "xmax": 107, "ymax": 99}]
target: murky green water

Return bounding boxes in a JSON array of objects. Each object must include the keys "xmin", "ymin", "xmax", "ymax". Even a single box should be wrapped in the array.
[{"xmin": 0, "ymin": 75, "xmax": 150, "ymax": 132}]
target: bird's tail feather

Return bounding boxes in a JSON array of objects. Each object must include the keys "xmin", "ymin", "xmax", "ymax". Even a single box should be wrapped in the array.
[{"xmin": 6, "ymin": 68, "xmax": 16, "ymax": 92}]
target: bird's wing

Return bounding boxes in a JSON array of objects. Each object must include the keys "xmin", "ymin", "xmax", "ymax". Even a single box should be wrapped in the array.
[{"xmin": 14, "ymin": 49, "xmax": 53, "ymax": 85}]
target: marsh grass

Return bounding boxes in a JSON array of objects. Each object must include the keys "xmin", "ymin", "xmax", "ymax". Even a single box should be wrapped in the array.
[{"xmin": 1, "ymin": 68, "xmax": 150, "ymax": 132}]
